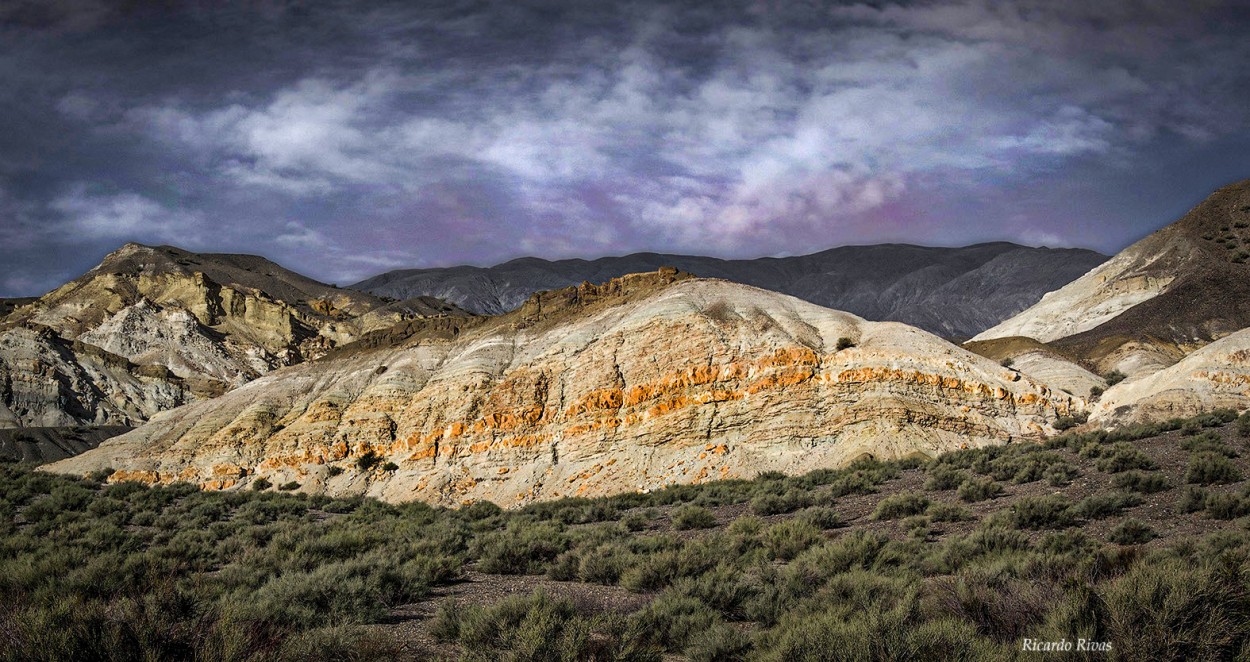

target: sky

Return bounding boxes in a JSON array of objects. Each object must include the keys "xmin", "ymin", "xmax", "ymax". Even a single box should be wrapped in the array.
[{"xmin": 1, "ymin": 0, "xmax": 1249, "ymax": 297}]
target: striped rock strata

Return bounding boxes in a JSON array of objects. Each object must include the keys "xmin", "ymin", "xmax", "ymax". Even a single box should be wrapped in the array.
[{"xmin": 48, "ymin": 272, "xmax": 1083, "ymax": 506}]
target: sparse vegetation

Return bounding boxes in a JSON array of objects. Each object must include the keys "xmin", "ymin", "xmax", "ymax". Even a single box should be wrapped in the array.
[
  {"xmin": 835, "ymin": 337, "xmax": 856, "ymax": 351},
  {"xmin": 1103, "ymin": 370, "xmax": 1127, "ymax": 386},
  {"xmin": 4, "ymin": 409, "xmax": 1250, "ymax": 659}
]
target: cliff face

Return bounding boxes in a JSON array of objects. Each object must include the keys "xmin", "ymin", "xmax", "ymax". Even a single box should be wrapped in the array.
[
  {"xmin": 48, "ymin": 272, "xmax": 1081, "ymax": 506},
  {"xmin": 1, "ymin": 243, "xmax": 465, "ymax": 428}
]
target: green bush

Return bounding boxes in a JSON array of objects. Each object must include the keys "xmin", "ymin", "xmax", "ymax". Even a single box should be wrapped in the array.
[
  {"xmin": 278, "ymin": 481, "xmax": 300, "ymax": 491},
  {"xmin": 1204, "ymin": 493, "xmax": 1250, "ymax": 520},
  {"xmin": 923, "ymin": 464, "xmax": 966, "ymax": 491},
  {"xmin": 1007, "ymin": 495, "xmax": 1075, "ymax": 529},
  {"xmin": 1179, "ymin": 485, "xmax": 1209, "ymax": 513},
  {"xmin": 1238, "ymin": 412, "xmax": 1250, "ymax": 438},
  {"xmin": 252, "ymin": 478, "xmax": 272, "ymax": 491},
  {"xmin": 1104, "ymin": 370, "xmax": 1126, "ymax": 386},
  {"xmin": 871, "ymin": 492, "xmax": 930, "ymax": 520},
  {"xmin": 1043, "ymin": 462, "xmax": 1080, "ymax": 487},
  {"xmin": 326, "ymin": 465, "xmax": 345, "ymax": 477},
  {"xmin": 796, "ymin": 506, "xmax": 842, "ymax": 530},
  {"xmin": 1186, "ymin": 452, "xmax": 1242, "ymax": 485},
  {"xmin": 926, "ymin": 502, "xmax": 971, "ymax": 523},
  {"xmin": 1108, "ymin": 519, "xmax": 1155, "ymax": 545},
  {"xmin": 956, "ymin": 476, "xmax": 1002, "ymax": 503},
  {"xmin": 1094, "ymin": 443, "xmax": 1157, "ymax": 473},
  {"xmin": 1054, "ymin": 412, "xmax": 1089, "ymax": 431},
  {"xmin": 671, "ymin": 505, "xmax": 718, "ymax": 530},
  {"xmin": 835, "ymin": 337, "xmax": 856, "ymax": 351},
  {"xmin": 1071, "ymin": 491, "xmax": 1141, "ymax": 520},
  {"xmin": 1111, "ymin": 471, "xmax": 1171, "ymax": 494},
  {"xmin": 763, "ymin": 519, "xmax": 823, "ymax": 561},
  {"xmin": 1181, "ymin": 431, "xmax": 1237, "ymax": 457}
]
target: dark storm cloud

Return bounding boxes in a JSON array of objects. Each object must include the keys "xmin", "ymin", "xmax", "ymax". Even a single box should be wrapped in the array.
[{"xmin": 2, "ymin": 0, "xmax": 1249, "ymax": 295}]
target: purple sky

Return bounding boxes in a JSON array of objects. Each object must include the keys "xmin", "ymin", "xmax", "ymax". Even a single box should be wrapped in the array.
[{"xmin": 2, "ymin": 0, "xmax": 1249, "ymax": 296}]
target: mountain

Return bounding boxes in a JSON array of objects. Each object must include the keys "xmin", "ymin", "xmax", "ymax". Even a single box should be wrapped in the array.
[
  {"xmin": 0, "ymin": 243, "xmax": 465, "ymax": 430},
  {"xmin": 352, "ymin": 243, "xmax": 1107, "ymax": 339},
  {"xmin": 972, "ymin": 180, "xmax": 1250, "ymax": 377},
  {"xmin": 47, "ymin": 270, "xmax": 1083, "ymax": 506}
]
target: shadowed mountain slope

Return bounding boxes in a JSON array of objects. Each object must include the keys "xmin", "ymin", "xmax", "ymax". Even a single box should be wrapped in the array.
[{"xmin": 353, "ymin": 243, "xmax": 1107, "ymax": 339}]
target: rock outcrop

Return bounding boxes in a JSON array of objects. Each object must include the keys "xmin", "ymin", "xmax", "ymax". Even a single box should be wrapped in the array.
[
  {"xmin": 48, "ymin": 271, "xmax": 1082, "ymax": 506},
  {"xmin": 352, "ymin": 242, "xmax": 1107, "ymax": 339},
  {"xmin": 1, "ymin": 243, "xmax": 466, "ymax": 428},
  {"xmin": 973, "ymin": 180, "xmax": 1250, "ymax": 378},
  {"xmin": 1092, "ymin": 327, "xmax": 1250, "ymax": 424}
]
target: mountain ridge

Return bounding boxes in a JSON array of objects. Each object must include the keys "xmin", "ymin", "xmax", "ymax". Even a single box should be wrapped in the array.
[{"xmin": 352, "ymin": 242, "xmax": 1108, "ymax": 339}]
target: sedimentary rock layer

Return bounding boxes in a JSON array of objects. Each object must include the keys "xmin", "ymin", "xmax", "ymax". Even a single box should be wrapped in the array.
[{"xmin": 48, "ymin": 272, "xmax": 1081, "ymax": 506}]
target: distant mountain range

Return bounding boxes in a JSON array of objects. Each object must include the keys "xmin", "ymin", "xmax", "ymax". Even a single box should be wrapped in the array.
[{"xmin": 352, "ymin": 242, "xmax": 1108, "ymax": 339}]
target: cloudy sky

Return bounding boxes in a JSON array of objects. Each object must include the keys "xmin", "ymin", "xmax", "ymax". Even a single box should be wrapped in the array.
[{"xmin": 2, "ymin": 0, "xmax": 1249, "ymax": 296}]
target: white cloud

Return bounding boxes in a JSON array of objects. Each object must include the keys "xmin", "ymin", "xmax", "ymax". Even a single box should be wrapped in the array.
[{"xmin": 49, "ymin": 186, "xmax": 205, "ymax": 246}]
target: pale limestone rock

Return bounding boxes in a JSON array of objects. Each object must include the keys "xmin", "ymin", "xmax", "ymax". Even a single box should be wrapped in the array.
[{"xmin": 48, "ymin": 276, "xmax": 1081, "ymax": 506}]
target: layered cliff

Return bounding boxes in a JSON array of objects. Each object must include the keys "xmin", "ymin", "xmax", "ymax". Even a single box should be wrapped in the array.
[{"xmin": 48, "ymin": 271, "xmax": 1082, "ymax": 506}]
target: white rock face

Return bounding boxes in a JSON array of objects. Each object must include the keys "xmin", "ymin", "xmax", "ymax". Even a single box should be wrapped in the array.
[
  {"xmin": 971, "ymin": 244, "xmax": 1177, "ymax": 344},
  {"xmin": 80, "ymin": 300, "xmax": 265, "ymax": 385},
  {"xmin": 0, "ymin": 326, "xmax": 189, "ymax": 427},
  {"xmin": 1092, "ymin": 328, "xmax": 1250, "ymax": 423},
  {"xmin": 1005, "ymin": 350, "xmax": 1106, "ymax": 399},
  {"xmin": 48, "ymin": 276, "xmax": 1082, "ymax": 507}
]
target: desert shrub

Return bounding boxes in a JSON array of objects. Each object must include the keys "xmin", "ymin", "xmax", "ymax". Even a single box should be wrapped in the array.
[
  {"xmin": 763, "ymin": 519, "xmax": 823, "ymax": 561},
  {"xmin": 1000, "ymin": 357, "xmax": 1014, "ymax": 368},
  {"xmin": 1094, "ymin": 443, "xmax": 1157, "ymax": 473},
  {"xmin": 1104, "ymin": 370, "xmax": 1126, "ymax": 386},
  {"xmin": 1238, "ymin": 412, "xmax": 1250, "ymax": 438},
  {"xmin": 1179, "ymin": 486, "xmax": 1210, "ymax": 513},
  {"xmin": 671, "ymin": 505, "xmax": 718, "ymax": 530},
  {"xmin": 1071, "ymin": 492, "xmax": 1141, "ymax": 520},
  {"xmin": 474, "ymin": 521, "xmax": 568, "ymax": 575},
  {"xmin": 750, "ymin": 488, "xmax": 810, "ymax": 516},
  {"xmin": 355, "ymin": 451, "xmax": 382, "ymax": 472},
  {"xmin": 380, "ymin": 461, "xmax": 399, "ymax": 472},
  {"xmin": 1043, "ymin": 463, "xmax": 1080, "ymax": 487},
  {"xmin": 684, "ymin": 621, "xmax": 752, "ymax": 662},
  {"xmin": 252, "ymin": 478, "xmax": 272, "ymax": 491},
  {"xmin": 835, "ymin": 337, "xmax": 856, "ymax": 351},
  {"xmin": 1099, "ymin": 558, "xmax": 1250, "ymax": 661},
  {"xmin": 924, "ymin": 464, "xmax": 966, "ymax": 491},
  {"xmin": 1007, "ymin": 495, "xmax": 1074, "ymax": 529},
  {"xmin": 621, "ymin": 511, "xmax": 651, "ymax": 532},
  {"xmin": 1204, "ymin": 493, "xmax": 1250, "ymax": 520},
  {"xmin": 796, "ymin": 506, "xmax": 842, "ymax": 530},
  {"xmin": 1108, "ymin": 520, "xmax": 1155, "ymax": 545},
  {"xmin": 1111, "ymin": 471, "xmax": 1171, "ymax": 494},
  {"xmin": 629, "ymin": 592, "xmax": 723, "ymax": 652},
  {"xmin": 433, "ymin": 590, "xmax": 600, "ymax": 660},
  {"xmin": 1090, "ymin": 385, "xmax": 1104, "ymax": 398},
  {"xmin": 926, "ymin": 502, "xmax": 971, "ymax": 523},
  {"xmin": 1186, "ymin": 453, "xmax": 1242, "ymax": 485},
  {"xmin": 278, "ymin": 481, "xmax": 300, "ymax": 491},
  {"xmin": 1054, "ymin": 412, "xmax": 1089, "ymax": 431},
  {"xmin": 871, "ymin": 492, "xmax": 930, "ymax": 520},
  {"xmin": 1182, "ymin": 428, "xmax": 1234, "ymax": 450},
  {"xmin": 326, "ymin": 466, "xmax": 344, "ymax": 477},
  {"xmin": 957, "ymin": 476, "xmax": 1003, "ymax": 503}
]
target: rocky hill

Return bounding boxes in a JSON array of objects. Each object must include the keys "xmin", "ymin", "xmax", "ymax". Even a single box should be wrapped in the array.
[
  {"xmin": 972, "ymin": 180, "xmax": 1250, "ymax": 378},
  {"xmin": 48, "ymin": 270, "xmax": 1083, "ymax": 506},
  {"xmin": 353, "ymin": 242, "xmax": 1107, "ymax": 339},
  {"xmin": 0, "ymin": 243, "xmax": 465, "ymax": 431}
]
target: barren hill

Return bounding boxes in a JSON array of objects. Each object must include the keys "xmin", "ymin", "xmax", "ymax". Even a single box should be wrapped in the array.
[
  {"xmin": 48, "ymin": 270, "xmax": 1082, "ymax": 506},
  {"xmin": 973, "ymin": 180, "xmax": 1250, "ymax": 377}
]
